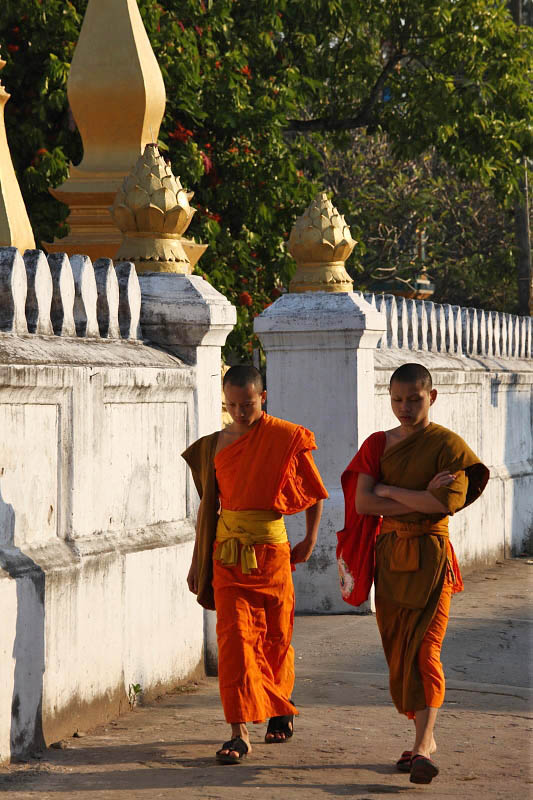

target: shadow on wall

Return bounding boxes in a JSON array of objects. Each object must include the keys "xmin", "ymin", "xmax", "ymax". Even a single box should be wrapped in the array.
[{"xmin": 0, "ymin": 482, "xmax": 45, "ymax": 759}]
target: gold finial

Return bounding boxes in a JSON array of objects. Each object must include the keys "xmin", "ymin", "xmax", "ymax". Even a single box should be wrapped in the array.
[
  {"xmin": 288, "ymin": 192, "xmax": 355, "ymax": 293},
  {"xmin": 0, "ymin": 56, "xmax": 36, "ymax": 252},
  {"xmin": 111, "ymin": 144, "xmax": 206, "ymax": 274},
  {"xmin": 46, "ymin": 0, "xmax": 166, "ymax": 259}
]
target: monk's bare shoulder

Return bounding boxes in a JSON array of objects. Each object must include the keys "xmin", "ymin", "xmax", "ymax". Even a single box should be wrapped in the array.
[
  {"xmin": 384, "ymin": 426, "xmax": 404, "ymax": 449},
  {"xmin": 215, "ymin": 426, "xmax": 245, "ymax": 456}
]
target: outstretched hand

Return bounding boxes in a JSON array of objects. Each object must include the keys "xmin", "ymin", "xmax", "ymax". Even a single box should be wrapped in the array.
[
  {"xmin": 427, "ymin": 471, "xmax": 456, "ymax": 490},
  {"xmin": 290, "ymin": 538, "xmax": 315, "ymax": 565}
]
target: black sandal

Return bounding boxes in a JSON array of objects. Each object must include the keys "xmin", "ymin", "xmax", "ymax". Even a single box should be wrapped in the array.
[
  {"xmin": 264, "ymin": 714, "xmax": 294, "ymax": 743},
  {"xmin": 409, "ymin": 754, "xmax": 439, "ymax": 784},
  {"xmin": 215, "ymin": 735, "xmax": 249, "ymax": 764},
  {"xmin": 396, "ymin": 750, "xmax": 412, "ymax": 773}
]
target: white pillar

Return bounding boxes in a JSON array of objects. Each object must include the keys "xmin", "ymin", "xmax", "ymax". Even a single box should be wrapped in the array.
[
  {"xmin": 255, "ymin": 291, "xmax": 386, "ymax": 613},
  {"xmin": 139, "ymin": 273, "xmax": 236, "ymax": 672}
]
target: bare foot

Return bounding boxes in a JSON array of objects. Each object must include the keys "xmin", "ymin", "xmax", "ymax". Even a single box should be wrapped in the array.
[{"xmin": 412, "ymin": 737, "xmax": 437, "ymax": 759}]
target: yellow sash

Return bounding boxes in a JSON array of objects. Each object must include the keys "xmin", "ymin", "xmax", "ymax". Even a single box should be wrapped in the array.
[{"xmin": 214, "ymin": 509, "xmax": 288, "ymax": 574}]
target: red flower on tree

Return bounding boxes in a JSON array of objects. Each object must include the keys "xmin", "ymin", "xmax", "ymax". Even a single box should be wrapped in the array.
[
  {"xmin": 169, "ymin": 122, "xmax": 193, "ymax": 142},
  {"xmin": 241, "ymin": 65, "xmax": 252, "ymax": 78},
  {"xmin": 238, "ymin": 291, "xmax": 253, "ymax": 307}
]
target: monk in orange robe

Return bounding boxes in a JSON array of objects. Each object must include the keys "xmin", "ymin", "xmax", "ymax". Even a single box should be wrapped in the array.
[
  {"xmin": 354, "ymin": 363, "xmax": 488, "ymax": 785},
  {"xmin": 182, "ymin": 365, "xmax": 327, "ymax": 764}
]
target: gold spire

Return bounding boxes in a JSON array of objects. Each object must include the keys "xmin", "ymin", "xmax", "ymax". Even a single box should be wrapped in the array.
[
  {"xmin": 0, "ymin": 55, "xmax": 35, "ymax": 252},
  {"xmin": 288, "ymin": 192, "xmax": 355, "ymax": 293},
  {"xmin": 46, "ymin": 0, "xmax": 166, "ymax": 259}
]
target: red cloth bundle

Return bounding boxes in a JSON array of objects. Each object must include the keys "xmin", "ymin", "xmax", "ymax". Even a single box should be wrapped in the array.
[{"xmin": 336, "ymin": 431, "xmax": 386, "ymax": 607}]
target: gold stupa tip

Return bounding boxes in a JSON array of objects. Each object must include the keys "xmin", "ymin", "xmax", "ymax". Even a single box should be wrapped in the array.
[
  {"xmin": 288, "ymin": 192, "xmax": 355, "ymax": 293},
  {"xmin": 111, "ymin": 145, "xmax": 196, "ymax": 237},
  {"xmin": 288, "ymin": 192, "xmax": 356, "ymax": 266}
]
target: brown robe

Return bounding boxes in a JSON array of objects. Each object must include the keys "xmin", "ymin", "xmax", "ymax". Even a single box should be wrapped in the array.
[
  {"xmin": 182, "ymin": 432, "xmax": 219, "ymax": 610},
  {"xmin": 375, "ymin": 422, "xmax": 489, "ymax": 714}
]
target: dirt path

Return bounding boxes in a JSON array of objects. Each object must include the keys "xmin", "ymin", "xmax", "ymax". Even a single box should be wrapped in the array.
[{"xmin": 0, "ymin": 558, "xmax": 531, "ymax": 799}]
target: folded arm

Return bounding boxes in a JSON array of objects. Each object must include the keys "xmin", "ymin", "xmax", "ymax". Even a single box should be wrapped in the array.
[
  {"xmin": 374, "ymin": 483, "xmax": 448, "ymax": 514},
  {"xmin": 356, "ymin": 473, "xmax": 415, "ymax": 516},
  {"xmin": 355, "ymin": 471, "xmax": 453, "ymax": 516}
]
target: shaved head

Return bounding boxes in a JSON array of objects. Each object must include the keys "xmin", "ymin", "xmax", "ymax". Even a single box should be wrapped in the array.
[
  {"xmin": 223, "ymin": 365, "xmax": 264, "ymax": 393},
  {"xmin": 390, "ymin": 363, "xmax": 432, "ymax": 390}
]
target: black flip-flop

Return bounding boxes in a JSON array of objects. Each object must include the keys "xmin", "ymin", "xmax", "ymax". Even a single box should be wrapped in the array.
[
  {"xmin": 215, "ymin": 736, "xmax": 249, "ymax": 764},
  {"xmin": 396, "ymin": 750, "xmax": 412, "ymax": 773},
  {"xmin": 410, "ymin": 754, "xmax": 439, "ymax": 784},
  {"xmin": 265, "ymin": 714, "xmax": 294, "ymax": 743}
]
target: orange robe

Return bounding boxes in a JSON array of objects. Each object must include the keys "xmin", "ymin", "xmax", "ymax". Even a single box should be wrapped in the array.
[
  {"xmin": 214, "ymin": 413, "xmax": 327, "ymax": 724},
  {"xmin": 374, "ymin": 423, "xmax": 488, "ymax": 717}
]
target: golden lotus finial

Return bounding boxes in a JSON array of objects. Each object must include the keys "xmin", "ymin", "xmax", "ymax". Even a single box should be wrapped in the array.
[
  {"xmin": 111, "ymin": 144, "xmax": 206, "ymax": 274},
  {"xmin": 288, "ymin": 192, "xmax": 355, "ymax": 293}
]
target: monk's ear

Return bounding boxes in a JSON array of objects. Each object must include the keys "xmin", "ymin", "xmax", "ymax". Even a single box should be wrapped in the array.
[
  {"xmin": 429, "ymin": 388, "xmax": 437, "ymax": 405},
  {"xmin": 261, "ymin": 390, "xmax": 267, "ymax": 405}
]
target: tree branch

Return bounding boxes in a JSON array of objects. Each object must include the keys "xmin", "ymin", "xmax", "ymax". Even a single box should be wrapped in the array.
[{"xmin": 285, "ymin": 53, "xmax": 403, "ymax": 134}]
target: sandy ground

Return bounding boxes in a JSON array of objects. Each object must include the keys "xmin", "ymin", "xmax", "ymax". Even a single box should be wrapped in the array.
[{"xmin": 0, "ymin": 558, "xmax": 531, "ymax": 799}]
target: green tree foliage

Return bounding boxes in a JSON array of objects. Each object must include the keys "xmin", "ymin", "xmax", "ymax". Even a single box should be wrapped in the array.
[
  {"xmin": 324, "ymin": 133, "xmax": 519, "ymax": 311},
  {"xmin": 0, "ymin": 0, "xmax": 531, "ymax": 356}
]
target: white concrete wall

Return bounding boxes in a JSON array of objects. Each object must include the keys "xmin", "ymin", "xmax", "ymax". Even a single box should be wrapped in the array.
[
  {"xmin": 0, "ymin": 248, "xmax": 236, "ymax": 761},
  {"xmin": 0, "ymin": 352, "xmax": 204, "ymax": 759}
]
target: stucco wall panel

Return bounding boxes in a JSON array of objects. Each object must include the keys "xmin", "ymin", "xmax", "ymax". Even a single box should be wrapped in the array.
[
  {"xmin": 123, "ymin": 540, "xmax": 203, "ymax": 693},
  {"xmin": 0, "ymin": 403, "xmax": 59, "ymax": 546}
]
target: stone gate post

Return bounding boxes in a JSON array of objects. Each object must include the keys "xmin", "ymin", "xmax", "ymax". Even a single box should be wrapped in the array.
[{"xmin": 254, "ymin": 194, "xmax": 386, "ymax": 613}]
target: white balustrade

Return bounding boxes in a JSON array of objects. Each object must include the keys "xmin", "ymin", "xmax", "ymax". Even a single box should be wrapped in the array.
[
  {"xmin": 0, "ymin": 247, "xmax": 27, "ymax": 334},
  {"xmin": 385, "ymin": 295, "xmax": 399, "ymax": 348},
  {"xmin": 357, "ymin": 287, "xmax": 531, "ymax": 361},
  {"xmin": 93, "ymin": 258, "xmax": 121, "ymax": 339},
  {"xmin": 0, "ymin": 247, "xmax": 142, "ymax": 341},
  {"xmin": 407, "ymin": 298, "xmax": 419, "ymax": 350},
  {"xmin": 397, "ymin": 296, "xmax": 408, "ymax": 349},
  {"xmin": 70, "ymin": 254, "xmax": 100, "ymax": 338},
  {"xmin": 23, "ymin": 250, "xmax": 53, "ymax": 335},
  {"xmin": 115, "ymin": 261, "xmax": 142, "ymax": 340}
]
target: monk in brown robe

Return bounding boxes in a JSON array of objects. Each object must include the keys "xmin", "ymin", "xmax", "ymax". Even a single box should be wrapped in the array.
[
  {"xmin": 182, "ymin": 365, "xmax": 327, "ymax": 764},
  {"xmin": 355, "ymin": 363, "xmax": 488, "ymax": 785}
]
